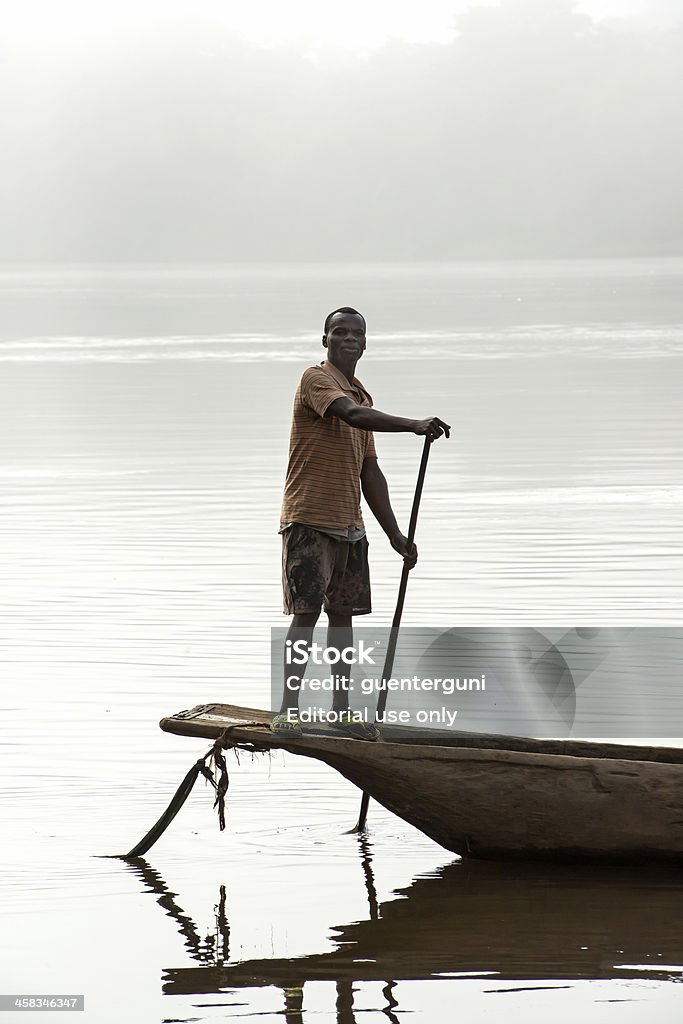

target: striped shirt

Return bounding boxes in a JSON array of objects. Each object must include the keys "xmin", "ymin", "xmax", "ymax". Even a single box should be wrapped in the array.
[{"xmin": 280, "ymin": 360, "xmax": 377, "ymax": 531}]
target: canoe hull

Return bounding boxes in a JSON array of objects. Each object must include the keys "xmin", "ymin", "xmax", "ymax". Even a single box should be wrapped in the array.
[{"xmin": 160, "ymin": 704, "xmax": 683, "ymax": 863}]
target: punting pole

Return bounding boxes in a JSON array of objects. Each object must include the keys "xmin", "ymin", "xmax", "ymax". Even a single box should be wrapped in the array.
[{"xmin": 353, "ymin": 435, "xmax": 432, "ymax": 832}]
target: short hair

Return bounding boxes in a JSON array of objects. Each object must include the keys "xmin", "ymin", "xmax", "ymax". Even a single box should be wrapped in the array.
[{"xmin": 323, "ymin": 306, "xmax": 366, "ymax": 335}]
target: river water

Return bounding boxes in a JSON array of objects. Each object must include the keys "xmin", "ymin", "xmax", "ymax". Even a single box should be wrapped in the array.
[{"xmin": 1, "ymin": 260, "xmax": 682, "ymax": 1022}]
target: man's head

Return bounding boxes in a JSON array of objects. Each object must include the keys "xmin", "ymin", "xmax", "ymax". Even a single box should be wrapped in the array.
[{"xmin": 322, "ymin": 307, "xmax": 367, "ymax": 365}]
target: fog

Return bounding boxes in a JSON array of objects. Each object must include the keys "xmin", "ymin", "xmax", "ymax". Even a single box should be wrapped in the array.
[{"xmin": 1, "ymin": 0, "xmax": 681, "ymax": 260}]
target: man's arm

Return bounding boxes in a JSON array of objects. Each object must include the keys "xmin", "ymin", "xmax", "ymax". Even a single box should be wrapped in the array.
[
  {"xmin": 326, "ymin": 397, "xmax": 450, "ymax": 442},
  {"xmin": 361, "ymin": 457, "xmax": 417, "ymax": 568}
]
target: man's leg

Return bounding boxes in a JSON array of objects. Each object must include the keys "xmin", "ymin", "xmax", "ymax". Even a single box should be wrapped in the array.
[
  {"xmin": 279, "ymin": 610, "xmax": 320, "ymax": 714},
  {"xmin": 280, "ymin": 524, "xmax": 331, "ymax": 723},
  {"xmin": 325, "ymin": 608, "xmax": 378, "ymax": 740},
  {"xmin": 327, "ymin": 612, "xmax": 353, "ymax": 714},
  {"xmin": 322, "ymin": 539, "xmax": 377, "ymax": 738}
]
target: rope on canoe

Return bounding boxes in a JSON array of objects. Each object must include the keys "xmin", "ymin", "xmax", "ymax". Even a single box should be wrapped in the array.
[
  {"xmin": 208, "ymin": 738, "xmax": 229, "ymax": 832},
  {"xmin": 123, "ymin": 728, "xmax": 244, "ymax": 858}
]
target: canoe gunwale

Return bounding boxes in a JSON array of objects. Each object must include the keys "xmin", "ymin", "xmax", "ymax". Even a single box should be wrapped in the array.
[{"xmin": 159, "ymin": 702, "xmax": 683, "ymax": 767}]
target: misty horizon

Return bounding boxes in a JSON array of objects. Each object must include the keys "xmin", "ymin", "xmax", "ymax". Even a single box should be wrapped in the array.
[{"xmin": 2, "ymin": 0, "xmax": 682, "ymax": 262}]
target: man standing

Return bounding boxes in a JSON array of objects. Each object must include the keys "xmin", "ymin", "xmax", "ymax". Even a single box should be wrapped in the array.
[{"xmin": 274, "ymin": 307, "xmax": 450, "ymax": 737}]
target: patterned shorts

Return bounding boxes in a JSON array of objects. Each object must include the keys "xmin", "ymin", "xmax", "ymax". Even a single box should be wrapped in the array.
[{"xmin": 282, "ymin": 524, "xmax": 372, "ymax": 616}]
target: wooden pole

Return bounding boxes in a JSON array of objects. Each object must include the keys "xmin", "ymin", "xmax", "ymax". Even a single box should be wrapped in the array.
[{"xmin": 353, "ymin": 435, "xmax": 432, "ymax": 832}]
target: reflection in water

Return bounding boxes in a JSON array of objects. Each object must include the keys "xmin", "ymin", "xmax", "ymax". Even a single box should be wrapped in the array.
[
  {"xmin": 356, "ymin": 833, "xmax": 380, "ymax": 923},
  {"xmin": 125, "ymin": 857, "xmax": 231, "ymax": 967},
  {"xmin": 126, "ymin": 840, "xmax": 683, "ymax": 1022},
  {"xmin": 124, "ymin": 840, "xmax": 398, "ymax": 1023}
]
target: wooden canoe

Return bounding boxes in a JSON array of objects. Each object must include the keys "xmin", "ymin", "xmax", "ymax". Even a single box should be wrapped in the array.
[{"xmin": 160, "ymin": 703, "xmax": 683, "ymax": 863}]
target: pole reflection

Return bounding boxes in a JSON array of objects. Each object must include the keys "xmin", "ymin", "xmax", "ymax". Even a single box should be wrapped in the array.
[{"xmin": 124, "ymin": 844, "xmax": 683, "ymax": 1022}]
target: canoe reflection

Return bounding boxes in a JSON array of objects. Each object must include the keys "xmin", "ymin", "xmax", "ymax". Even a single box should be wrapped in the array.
[{"xmin": 126, "ymin": 843, "xmax": 683, "ymax": 1019}]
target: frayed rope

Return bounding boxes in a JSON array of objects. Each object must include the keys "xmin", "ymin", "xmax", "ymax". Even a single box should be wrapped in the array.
[
  {"xmin": 206, "ymin": 737, "xmax": 229, "ymax": 832},
  {"xmin": 122, "ymin": 731, "xmax": 236, "ymax": 858}
]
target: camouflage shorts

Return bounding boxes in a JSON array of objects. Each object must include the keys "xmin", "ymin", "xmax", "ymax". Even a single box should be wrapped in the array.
[{"xmin": 282, "ymin": 524, "xmax": 371, "ymax": 616}]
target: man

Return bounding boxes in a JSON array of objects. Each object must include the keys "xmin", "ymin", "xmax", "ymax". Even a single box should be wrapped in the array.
[{"xmin": 274, "ymin": 306, "xmax": 450, "ymax": 737}]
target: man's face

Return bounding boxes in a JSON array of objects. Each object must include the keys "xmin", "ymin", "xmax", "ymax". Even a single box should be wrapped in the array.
[{"xmin": 322, "ymin": 312, "xmax": 367, "ymax": 362}]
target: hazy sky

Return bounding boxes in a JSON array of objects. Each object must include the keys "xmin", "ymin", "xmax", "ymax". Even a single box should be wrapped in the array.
[
  {"xmin": 3, "ymin": 0, "xmax": 680, "ymax": 51},
  {"xmin": 2, "ymin": 0, "xmax": 681, "ymax": 260}
]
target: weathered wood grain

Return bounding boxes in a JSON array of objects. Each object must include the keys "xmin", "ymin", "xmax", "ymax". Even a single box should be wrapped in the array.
[{"xmin": 160, "ymin": 703, "xmax": 683, "ymax": 862}]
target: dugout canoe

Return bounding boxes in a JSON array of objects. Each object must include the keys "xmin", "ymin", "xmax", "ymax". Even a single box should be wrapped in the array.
[{"xmin": 160, "ymin": 703, "xmax": 683, "ymax": 863}]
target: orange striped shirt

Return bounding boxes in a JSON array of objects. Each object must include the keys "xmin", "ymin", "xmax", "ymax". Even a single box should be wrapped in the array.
[{"xmin": 280, "ymin": 360, "xmax": 377, "ymax": 531}]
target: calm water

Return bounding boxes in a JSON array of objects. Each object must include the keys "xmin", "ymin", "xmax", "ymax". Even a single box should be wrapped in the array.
[{"xmin": 1, "ymin": 260, "xmax": 683, "ymax": 1023}]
